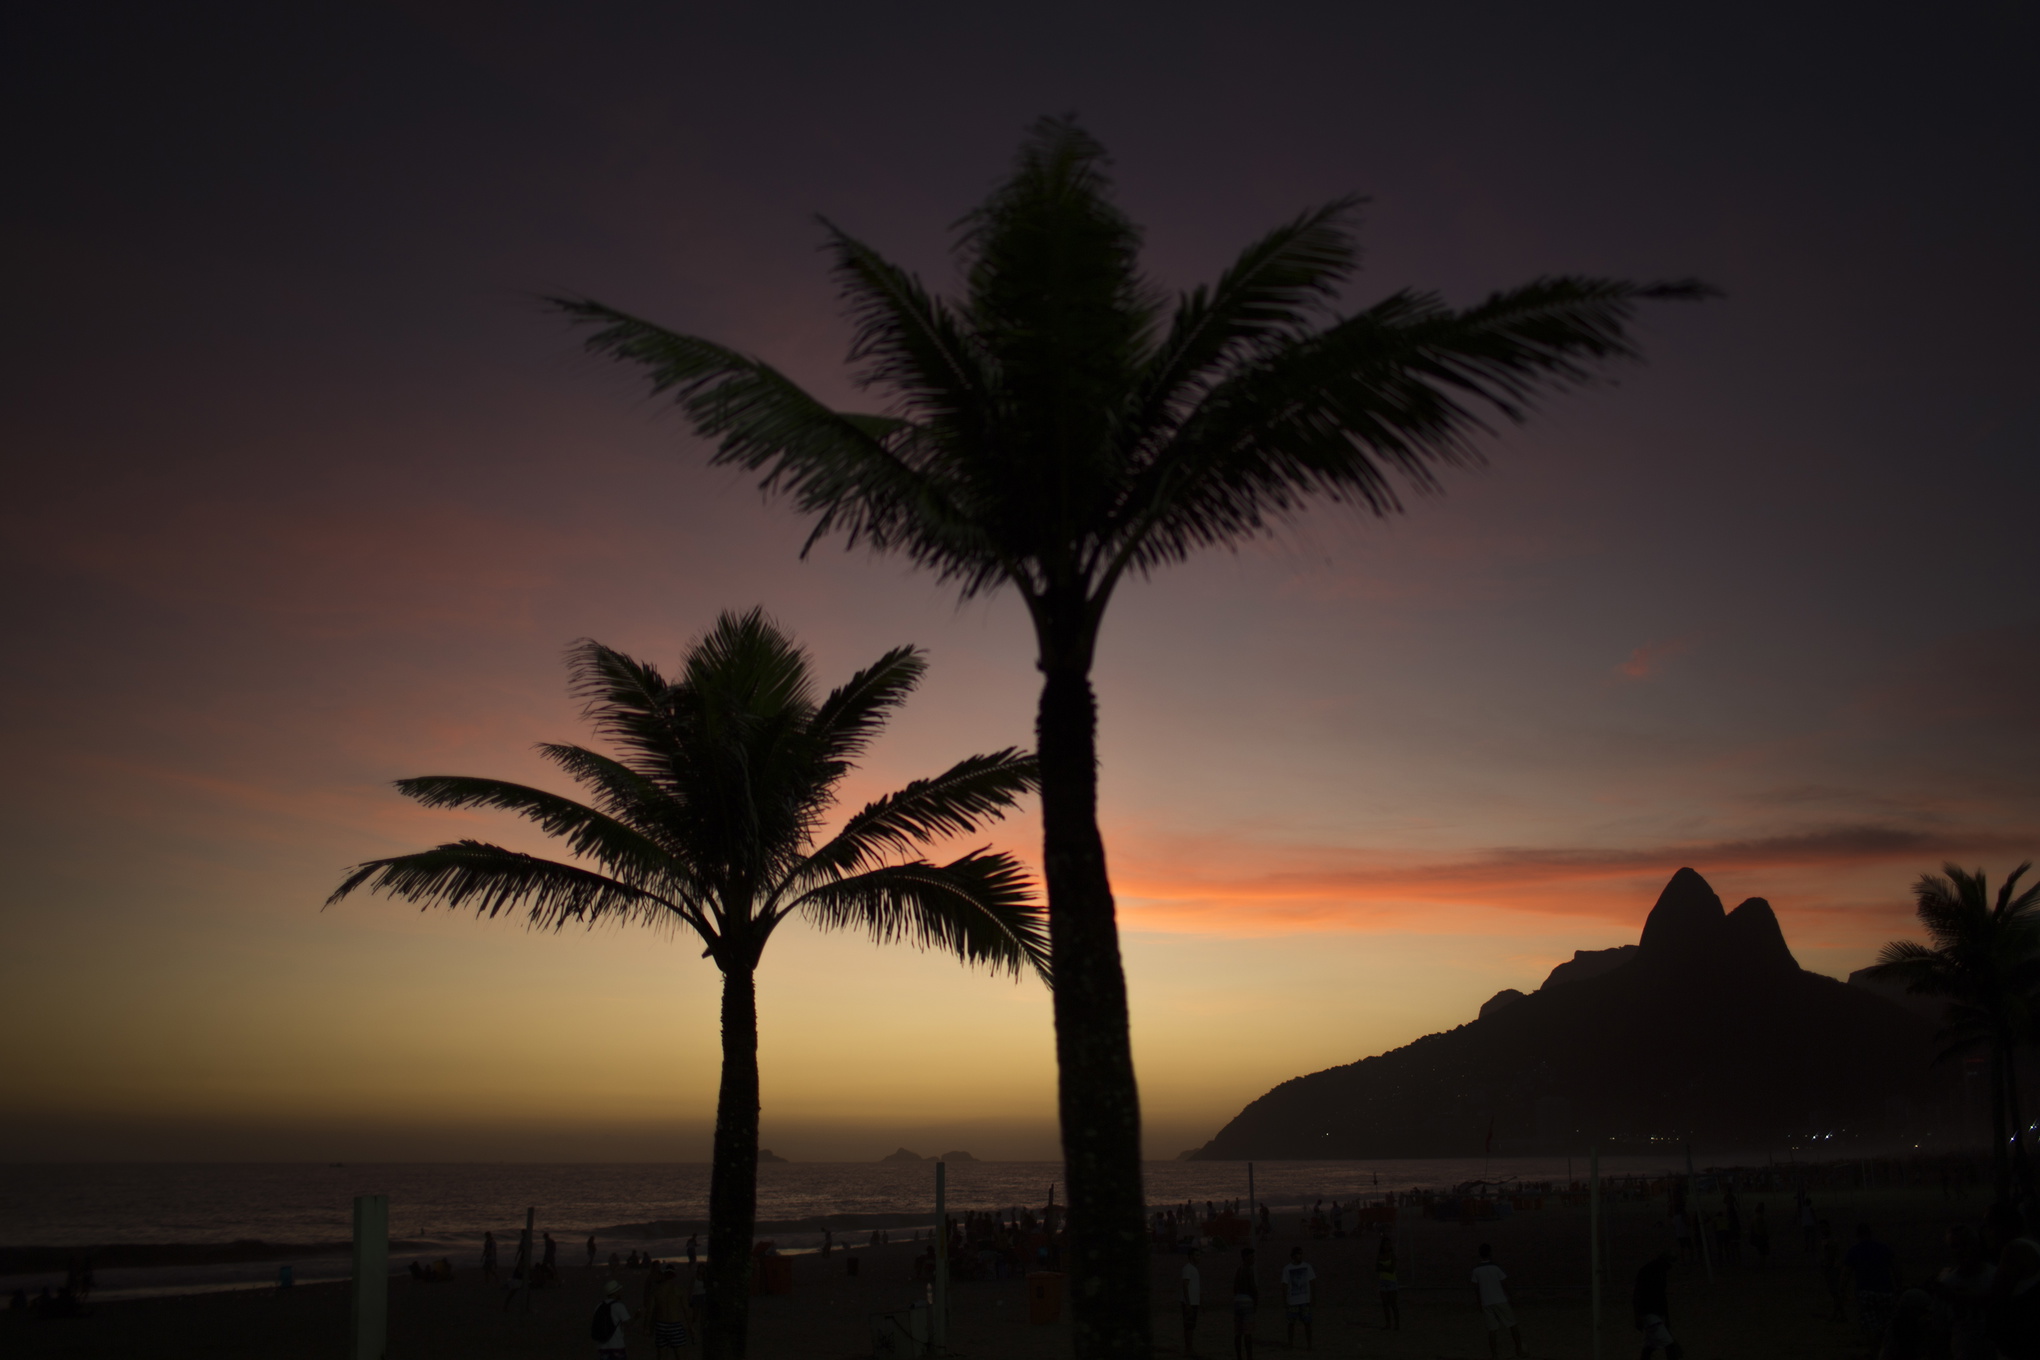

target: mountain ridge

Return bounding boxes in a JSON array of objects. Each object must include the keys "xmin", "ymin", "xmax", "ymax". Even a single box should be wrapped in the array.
[{"xmin": 1189, "ymin": 868, "xmax": 1950, "ymax": 1158}]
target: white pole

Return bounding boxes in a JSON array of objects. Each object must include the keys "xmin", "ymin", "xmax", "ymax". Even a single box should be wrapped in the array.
[
  {"xmin": 933, "ymin": 1159, "xmax": 948, "ymax": 1354},
  {"xmin": 351, "ymin": 1194, "xmax": 388, "ymax": 1360},
  {"xmin": 1589, "ymin": 1150, "xmax": 1602, "ymax": 1360}
]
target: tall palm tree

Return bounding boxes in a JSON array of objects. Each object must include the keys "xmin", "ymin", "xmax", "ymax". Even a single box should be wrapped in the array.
[
  {"xmin": 1866, "ymin": 862, "xmax": 2040, "ymax": 1200},
  {"xmin": 327, "ymin": 609, "xmax": 1046, "ymax": 1359},
  {"xmin": 551, "ymin": 119, "xmax": 1713, "ymax": 1357}
]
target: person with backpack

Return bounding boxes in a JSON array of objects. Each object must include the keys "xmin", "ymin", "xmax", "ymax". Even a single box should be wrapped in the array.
[{"xmin": 592, "ymin": 1278, "xmax": 631, "ymax": 1358}]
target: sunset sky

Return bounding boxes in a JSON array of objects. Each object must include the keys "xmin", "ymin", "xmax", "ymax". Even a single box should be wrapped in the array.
[{"xmin": 4, "ymin": 3, "xmax": 2035, "ymax": 1162}]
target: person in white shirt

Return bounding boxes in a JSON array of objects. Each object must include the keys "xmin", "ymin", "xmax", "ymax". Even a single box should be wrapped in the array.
[
  {"xmin": 1280, "ymin": 1245, "xmax": 1316, "ymax": 1351},
  {"xmin": 1181, "ymin": 1245, "xmax": 1203, "ymax": 1356},
  {"xmin": 594, "ymin": 1277, "xmax": 631, "ymax": 1359},
  {"xmin": 1470, "ymin": 1243, "xmax": 1524, "ymax": 1359}
]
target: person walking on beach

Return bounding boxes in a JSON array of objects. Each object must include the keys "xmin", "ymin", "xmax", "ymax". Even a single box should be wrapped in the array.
[
  {"xmin": 1281, "ymin": 1245, "xmax": 1316, "ymax": 1350},
  {"xmin": 482, "ymin": 1231, "xmax": 499, "ymax": 1283},
  {"xmin": 1820, "ymin": 1221, "xmax": 1846, "ymax": 1321},
  {"xmin": 647, "ymin": 1263, "xmax": 692, "ymax": 1360},
  {"xmin": 1634, "ymin": 1250, "xmax": 1681, "ymax": 1360},
  {"xmin": 1181, "ymin": 1245, "xmax": 1203, "ymax": 1356},
  {"xmin": 1232, "ymin": 1246, "xmax": 1259, "ymax": 1360},
  {"xmin": 1845, "ymin": 1223, "xmax": 1899, "ymax": 1345},
  {"xmin": 1471, "ymin": 1243, "xmax": 1524, "ymax": 1360},
  {"xmin": 1376, "ymin": 1235, "xmax": 1401, "ymax": 1331},
  {"xmin": 543, "ymin": 1232, "xmax": 558, "ymax": 1274},
  {"xmin": 592, "ymin": 1278, "xmax": 631, "ymax": 1360},
  {"xmin": 585, "ymin": 1235, "xmax": 597, "ymax": 1269}
]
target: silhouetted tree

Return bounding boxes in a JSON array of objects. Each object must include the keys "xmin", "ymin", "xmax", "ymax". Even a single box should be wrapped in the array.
[
  {"xmin": 1867, "ymin": 862, "xmax": 2040, "ymax": 1200},
  {"xmin": 552, "ymin": 119, "xmax": 1712, "ymax": 1358},
  {"xmin": 328, "ymin": 609, "xmax": 1045, "ymax": 1359}
]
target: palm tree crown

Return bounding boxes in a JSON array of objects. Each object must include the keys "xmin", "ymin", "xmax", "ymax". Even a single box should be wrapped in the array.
[
  {"xmin": 1867, "ymin": 862, "xmax": 2040, "ymax": 1197},
  {"xmin": 554, "ymin": 120, "xmax": 1712, "ymax": 633},
  {"xmin": 329, "ymin": 609, "xmax": 1047, "ymax": 976}
]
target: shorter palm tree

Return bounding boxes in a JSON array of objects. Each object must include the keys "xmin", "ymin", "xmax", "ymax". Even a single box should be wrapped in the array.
[
  {"xmin": 328, "ymin": 609, "xmax": 1047, "ymax": 1359},
  {"xmin": 1866, "ymin": 862, "xmax": 2040, "ymax": 1200}
]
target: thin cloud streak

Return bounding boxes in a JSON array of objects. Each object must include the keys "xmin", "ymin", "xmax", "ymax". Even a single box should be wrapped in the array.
[{"xmin": 1110, "ymin": 823, "xmax": 2036, "ymax": 938}]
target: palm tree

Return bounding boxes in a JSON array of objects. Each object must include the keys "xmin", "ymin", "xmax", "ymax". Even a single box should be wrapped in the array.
[
  {"xmin": 327, "ymin": 609, "xmax": 1046, "ymax": 1359},
  {"xmin": 1865, "ymin": 862, "xmax": 2040, "ymax": 1200},
  {"xmin": 550, "ymin": 119, "xmax": 1713, "ymax": 1357}
]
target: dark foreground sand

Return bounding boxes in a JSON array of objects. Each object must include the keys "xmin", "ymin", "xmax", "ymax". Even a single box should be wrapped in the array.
[{"xmin": 4, "ymin": 1183, "xmax": 1971, "ymax": 1358}]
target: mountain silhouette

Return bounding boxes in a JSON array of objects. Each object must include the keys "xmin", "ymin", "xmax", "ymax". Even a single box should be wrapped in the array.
[{"xmin": 1189, "ymin": 868, "xmax": 1948, "ymax": 1158}]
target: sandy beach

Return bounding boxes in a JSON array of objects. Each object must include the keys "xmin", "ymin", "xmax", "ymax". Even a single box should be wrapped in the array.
[{"xmin": 5, "ymin": 1179, "xmax": 1976, "ymax": 1359}]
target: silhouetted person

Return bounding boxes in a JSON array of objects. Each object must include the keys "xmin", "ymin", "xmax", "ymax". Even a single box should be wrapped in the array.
[
  {"xmin": 1819, "ymin": 1221, "xmax": 1846, "ymax": 1320},
  {"xmin": 586, "ymin": 1235, "xmax": 597, "ymax": 1269},
  {"xmin": 1937, "ymin": 1224, "xmax": 1996, "ymax": 1360},
  {"xmin": 1884, "ymin": 1287, "xmax": 1938, "ymax": 1360},
  {"xmin": 1471, "ymin": 1243, "xmax": 1523, "ymax": 1359},
  {"xmin": 1988, "ymin": 1236, "xmax": 2040, "ymax": 1359},
  {"xmin": 1181, "ymin": 1245, "xmax": 1203, "ymax": 1356},
  {"xmin": 482, "ymin": 1230, "xmax": 499, "ymax": 1282},
  {"xmin": 1798, "ymin": 1192, "xmax": 1817, "ymax": 1255},
  {"xmin": 1749, "ymin": 1203, "xmax": 1770, "ymax": 1269},
  {"xmin": 1281, "ymin": 1245, "xmax": 1316, "ymax": 1350},
  {"xmin": 687, "ymin": 1234, "xmax": 698, "ymax": 1266},
  {"xmin": 542, "ymin": 1232, "xmax": 557, "ymax": 1272},
  {"xmin": 1634, "ymin": 1251, "xmax": 1681, "ymax": 1360},
  {"xmin": 1847, "ymin": 1223, "xmax": 1899, "ymax": 1344},
  {"xmin": 1375, "ymin": 1235, "xmax": 1401, "ymax": 1331},
  {"xmin": 1232, "ymin": 1246, "xmax": 1259, "ymax": 1360}
]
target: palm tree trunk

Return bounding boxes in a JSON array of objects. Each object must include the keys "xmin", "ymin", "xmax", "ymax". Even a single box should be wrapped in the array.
[
  {"xmin": 2007, "ymin": 1039, "xmax": 2029, "ymax": 1194},
  {"xmin": 705, "ymin": 962, "xmax": 761, "ymax": 1360},
  {"xmin": 1034, "ymin": 597, "xmax": 1150, "ymax": 1360},
  {"xmin": 1991, "ymin": 1041, "xmax": 2012, "ymax": 1202}
]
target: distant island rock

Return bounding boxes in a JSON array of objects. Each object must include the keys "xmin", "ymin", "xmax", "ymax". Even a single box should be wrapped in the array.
[
  {"xmin": 757, "ymin": 1148, "xmax": 788, "ymax": 1163},
  {"xmin": 1477, "ymin": 988, "xmax": 1526, "ymax": 1019},
  {"xmin": 1187, "ymin": 868, "xmax": 1946, "ymax": 1158},
  {"xmin": 937, "ymin": 1150, "xmax": 978, "ymax": 1162},
  {"xmin": 880, "ymin": 1147, "xmax": 926, "ymax": 1163}
]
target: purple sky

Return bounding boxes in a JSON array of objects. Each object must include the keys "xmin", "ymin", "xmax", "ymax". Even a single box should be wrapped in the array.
[{"xmin": 3, "ymin": 2, "xmax": 2035, "ymax": 1160}]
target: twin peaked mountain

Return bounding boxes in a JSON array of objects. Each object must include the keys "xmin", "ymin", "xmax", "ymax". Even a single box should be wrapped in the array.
[{"xmin": 1189, "ymin": 868, "xmax": 1944, "ymax": 1158}]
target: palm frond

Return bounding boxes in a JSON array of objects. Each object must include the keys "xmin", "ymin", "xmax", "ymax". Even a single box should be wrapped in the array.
[
  {"xmin": 1137, "ymin": 198, "xmax": 1362, "ymax": 425},
  {"xmin": 552, "ymin": 298, "xmax": 991, "ymax": 571},
  {"xmin": 957, "ymin": 117, "xmax": 1158, "ymax": 525},
  {"xmin": 796, "ymin": 748, "xmax": 1040, "ymax": 882},
  {"xmin": 824, "ymin": 222, "xmax": 991, "ymax": 433},
  {"xmin": 563, "ymin": 638, "xmax": 686, "ymax": 786},
  {"xmin": 679, "ymin": 608, "xmax": 816, "ymax": 726},
  {"xmin": 327, "ymin": 840, "xmax": 697, "ymax": 935},
  {"xmin": 1107, "ymin": 276, "xmax": 1716, "ymax": 586},
  {"xmin": 804, "ymin": 645, "xmax": 926, "ymax": 771},
  {"xmin": 535, "ymin": 743, "xmax": 670, "ymax": 830},
  {"xmin": 786, "ymin": 849, "xmax": 1049, "ymax": 982},
  {"xmin": 392, "ymin": 774, "xmax": 681, "ymax": 887}
]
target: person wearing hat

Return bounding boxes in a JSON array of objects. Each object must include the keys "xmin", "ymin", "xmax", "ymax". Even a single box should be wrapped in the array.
[{"xmin": 593, "ymin": 1278, "xmax": 631, "ymax": 1359}]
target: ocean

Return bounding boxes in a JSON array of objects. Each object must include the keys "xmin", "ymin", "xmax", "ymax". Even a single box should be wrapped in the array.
[{"xmin": 1, "ymin": 1156, "xmax": 1693, "ymax": 1300}]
